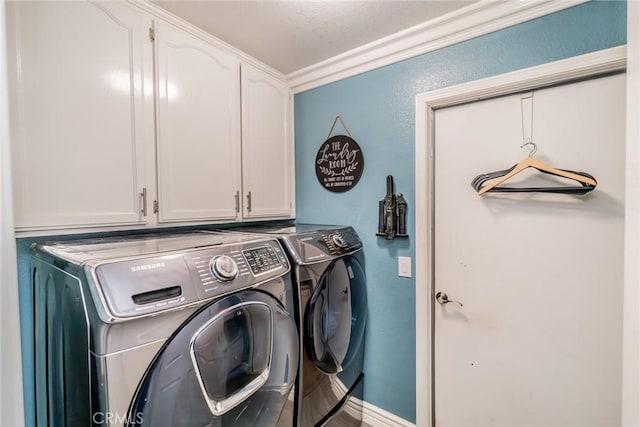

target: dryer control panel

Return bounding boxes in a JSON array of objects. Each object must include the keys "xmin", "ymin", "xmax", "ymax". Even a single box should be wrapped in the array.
[
  {"xmin": 93, "ymin": 238, "xmax": 289, "ymax": 319},
  {"xmin": 322, "ymin": 230, "xmax": 362, "ymax": 255},
  {"xmin": 281, "ymin": 226, "xmax": 362, "ymax": 265}
]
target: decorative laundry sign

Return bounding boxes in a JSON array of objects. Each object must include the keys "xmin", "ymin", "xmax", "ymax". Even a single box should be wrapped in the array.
[{"xmin": 315, "ymin": 135, "xmax": 364, "ymax": 192}]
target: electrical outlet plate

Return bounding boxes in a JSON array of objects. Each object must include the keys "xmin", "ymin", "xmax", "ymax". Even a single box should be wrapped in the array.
[{"xmin": 398, "ymin": 256, "xmax": 412, "ymax": 278}]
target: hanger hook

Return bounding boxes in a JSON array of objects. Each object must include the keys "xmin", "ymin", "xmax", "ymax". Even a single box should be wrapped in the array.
[
  {"xmin": 520, "ymin": 92, "xmax": 535, "ymax": 155},
  {"xmin": 521, "ymin": 139, "xmax": 537, "ymax": 157}
]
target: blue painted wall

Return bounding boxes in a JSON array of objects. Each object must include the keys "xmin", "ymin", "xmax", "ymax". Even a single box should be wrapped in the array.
[{"xmin": 294, "ymin": 1, "xmax": 626, "ymax": 422}]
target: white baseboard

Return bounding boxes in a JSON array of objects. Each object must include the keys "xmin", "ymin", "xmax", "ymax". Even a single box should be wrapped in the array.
[
  {"xmin": 361, "ymin": 401, "xmax": 415, "ymax": 427},
  {"xmin": 340, "ymin": 396, "xmax": 415, "ymax": 427},
  {"xmin": 328, "ymin": 376, "xmax": 415, "ymax": 426}
]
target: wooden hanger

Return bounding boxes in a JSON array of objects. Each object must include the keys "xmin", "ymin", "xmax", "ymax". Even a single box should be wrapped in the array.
[
  {"xmin": 473, "ymin": 142, "xmax": 597, "ymax": 195},
  {"xmin": 473, "ymin": 93, "xmax": 597, "ymax": 195}
]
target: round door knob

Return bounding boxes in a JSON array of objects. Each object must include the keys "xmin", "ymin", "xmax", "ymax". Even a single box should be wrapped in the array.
[
  {"xmin": 331, "ymin": 234, "xmax": 348, "ymax": 248},
  {"xmin": 209, "ymin": 255, "xmax": 238, "ymax": 282}
]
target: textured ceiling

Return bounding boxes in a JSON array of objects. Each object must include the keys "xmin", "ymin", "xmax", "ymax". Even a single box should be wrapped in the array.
[{"xmin": 151, "ymin": 1, "xmax": 476, "ymax": 75}]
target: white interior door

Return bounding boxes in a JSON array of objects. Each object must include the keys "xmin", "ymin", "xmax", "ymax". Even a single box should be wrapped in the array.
[{"xmin": 433, "ymin": 73, "xmax": 626, "ymax": 427}]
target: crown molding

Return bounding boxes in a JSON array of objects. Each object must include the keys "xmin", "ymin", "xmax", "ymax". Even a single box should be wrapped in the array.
[
  {"xmin": 287, "ymin": 0, "xmax": 589, "ymax": 94},
  {"xmin": 416, "ymin": 45, "xmax": 627, "ymax": 109}
]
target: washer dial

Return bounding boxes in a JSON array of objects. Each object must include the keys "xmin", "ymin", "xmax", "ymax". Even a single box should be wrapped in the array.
[{"xmin": 209, "ymin": 255, "xmax": 239, "ymax": 282}]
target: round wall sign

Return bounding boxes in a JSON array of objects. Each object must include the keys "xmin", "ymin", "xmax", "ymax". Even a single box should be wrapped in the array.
[{"xmin": 315, "ymin": 135, "xmax": 364, "ymax": 192}]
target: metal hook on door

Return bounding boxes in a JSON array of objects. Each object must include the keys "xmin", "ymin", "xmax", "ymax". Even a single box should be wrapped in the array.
[
  {"xmin": 522, "ymin": 139, "xmax": 537, "ymax": 157},
  {"xmin": 520, "ymin": 92, "xmax": 536, "ymax": 157},
  {"xmin": 436, "ymin": 292, "xmax": 463, "ymax": 307}
]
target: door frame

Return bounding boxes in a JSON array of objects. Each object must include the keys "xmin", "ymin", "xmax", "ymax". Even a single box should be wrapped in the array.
[{"xmin": 414, "ymin": 45, "xmax": 627, "ymax": 427}]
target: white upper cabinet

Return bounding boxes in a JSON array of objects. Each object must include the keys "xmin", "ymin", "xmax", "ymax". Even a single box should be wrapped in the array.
[
  {"xmin": 8, "ymin": 1, "xmax": 154, "ymax": 230},
  {"xmin": 241, "ymin": 63, "xmax": 293, "ymax": 219},
  {"xmin": 7, "ymin": 1, "xmax": 293, "ymax": 234},
  {"xmin": 154, "ymin": 21, "xmax": 241, "ymax": 223}
]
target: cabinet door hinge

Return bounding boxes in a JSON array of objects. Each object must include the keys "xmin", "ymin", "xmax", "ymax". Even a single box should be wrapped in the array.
[
  {"xmin": 153, "ymin": 200, "xmax": 159, "ymax": 214},
  {"xmin": 149, "ymin": 27, "xmax": 155, "ymax": 42}
]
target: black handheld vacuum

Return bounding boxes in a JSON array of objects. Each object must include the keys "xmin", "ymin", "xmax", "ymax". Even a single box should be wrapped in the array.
[{"xmin": 376, "ymin": 175, "xmax": 408, "ymax": 239}]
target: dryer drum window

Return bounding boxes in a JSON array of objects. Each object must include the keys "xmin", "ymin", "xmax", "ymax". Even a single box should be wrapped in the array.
[{"xmin": 305, "ymin": 256, "xmax": 368, "ymax": 374}]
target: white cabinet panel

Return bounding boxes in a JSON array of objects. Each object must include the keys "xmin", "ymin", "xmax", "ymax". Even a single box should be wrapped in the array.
[
  {"xmin": 241, "ymin": 63, "xmax": 293, "ymax": 218},
  {"xmin": 155, "ymin": 21, "xmax": 241, "ymax": 222},
  {"xmin": 7, "ymin": 2, "xmax": 293, "ymax": 234},
  {"xmin": 8, "ymin": 1, "xmax": 153, "ymax": 230}
]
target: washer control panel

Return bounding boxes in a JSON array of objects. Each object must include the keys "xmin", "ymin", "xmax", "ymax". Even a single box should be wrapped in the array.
[
  {"xmin": 243, "ymin": 245, "xmax": 287, "ymax": 275},
  {"xmin": 184, "ymin": 239, "xmax": 289, "ymax": 300},
  {"xmin": 94, "ymin": 237, "xmax": 289, "ymax": 319}
]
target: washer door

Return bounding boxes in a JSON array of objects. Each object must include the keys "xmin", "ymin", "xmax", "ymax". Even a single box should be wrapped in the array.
[
  {"xmin": 127, "ymin": 290, "xmax": 298, "ymax": 426},
  {"xmin": 305, "ymin": 256, "xmax": 367, "ymax": 374}
]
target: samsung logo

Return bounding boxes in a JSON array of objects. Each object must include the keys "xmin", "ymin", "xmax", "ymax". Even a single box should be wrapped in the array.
[{"xmin": 131, "ymin": 262, "xmax": 166, "ymax": 273}]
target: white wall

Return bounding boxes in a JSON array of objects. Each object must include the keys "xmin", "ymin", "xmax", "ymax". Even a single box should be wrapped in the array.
[
  {"xmin": 623, "ymin": 2, "xmax": 640, "ymax": 426},
  {"xmin": 0, "ymin": 1, "xmax": 25, "ymax": 425}
]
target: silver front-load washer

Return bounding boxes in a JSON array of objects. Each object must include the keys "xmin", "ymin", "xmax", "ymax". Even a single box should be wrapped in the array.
[{"xmin": 31, "ymin": 231, "xmax": 299, "ymax": 427}]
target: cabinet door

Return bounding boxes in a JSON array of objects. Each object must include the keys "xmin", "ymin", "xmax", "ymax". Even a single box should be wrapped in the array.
[
  {"xmin": 155, "ymin": 21, "xmax": 241, "ymax": 223},
  {"xmin": 241, "ymin": 63, "xmax": 293, "ymax": 219},
  {"xmin": 8, "ymin": 1, "xmax": 154, "ymax": 230}
]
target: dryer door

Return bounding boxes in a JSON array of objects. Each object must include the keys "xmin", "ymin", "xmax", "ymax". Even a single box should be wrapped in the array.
[
  {"xmin": 305, "ymin": 255, "xmax": 368, "ymax": 375},
  {"xmin": 127, "ymin": 290, "xmax": 298, "ymax": 427}
]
